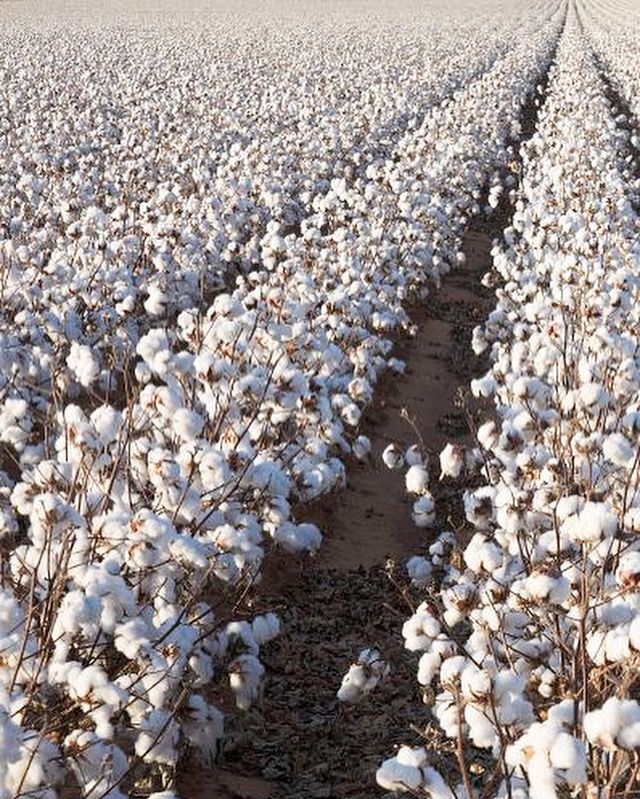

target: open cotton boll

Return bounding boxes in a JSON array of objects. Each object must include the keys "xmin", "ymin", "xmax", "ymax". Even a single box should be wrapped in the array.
[
  {"xmin": 388, "ymin": 357, "xmax": 406, "ymax": 374},
  {"xmin": 64, "ymin": 730, "xmax": 127, "ymax": 798},
  {"xmin": 405, "ymin": 464, "xmax": 430, "ymax": 495},
  {"xmin": 0, "ymin": 398, "xmax": 32, "ymax": 451},
  {"xmin": 584, "ymin": 697, "xmax": 640, "ymax": 751},
  {"xmin": 273, "ymin": 521, "xmax": 322, "ymax": 553},
  {"xmin": 144, "ymin": 284, "xmax": 168, "ymax": 316},
  {"xmin": 406, "ymin": 555, "xmax": 432, "ymax": 586},
  {"xmin": 402, "ymin": 603, "xmax": 441, "ymax": 651},
  {"xmin": 412, "ymin": 494, "xmax": 436, "ymax": 528},
  {"xmin": 182, "ymin": 695, "xmax": 224, "ymax": 766},
  {"xmin": 172, "ymin": 408, "xmax": 205, "ymax": 441},
  {"xmin": 66, "ymin": 342, "xmax": 100, "ymax": 388},
  {"xmin": 229, "ymin": 654, "xmax": 265, "ymax": 711},
  {"xmin": 439, "ymin": 442, "xmax": 463, "ymax": 479},
  {"xmin": 602, "ymin": 432, "xmax": 635, "ymax": 468},
  {"xmin": 417, "ymin": 652, "xmax": 442, "ymax": 686},
  {"xmin": 134, "ymin": 709, "xmax": 180, "ymax": 766},
  {"xmin": 376, "ymin": 751, "xmax": 425, "ymax": 792},
  {"xmin": 464, "ymin": 533, "xmax": 502, "ymax": 574},
  {"xmin": 477, "ymin": 420, "xmax": 498, "ymax": 451},
  {"xmin": 90, "ymin": 405, "xmax": 123, "ymax": 446},
  {"xmin": 616, "ymin": 550, "xmax": 640, "ymax": 589},
  {"xmin": 579, "ymin": 382, "xmax": 611, "ymax": 412},
  {"xmin": 340, "ymin": 402, "xmax": 361, "ymax": 427},
  {"xmin": 252, "ymin": 612, "xmax": 280, "ymax": 645},
  {"xmin": 376, "ymin": 746, "xmax": 428, "ymax": 791},
  {"xmin": 382, "ymin": 443, "xmax": 404, "ymax": 470},
  {"xmin": 507, "ymin": 720, "xmax": 585, "ymax": 799},
  {"xmin": 405, "ymin": 445, "xmax": 424, "ymax": 466},
  {"xmin": 561, "ymin": 501, "xmax": 618, "ymax": 544},
  {"xmin": 352, "ymin": 435, "xmax": 371, "ymax": 461},
  {"xmin": 471, "ymin": 374, "xmax": 497, "ymax": 398},
  {"xmin": 523, "ymin": 571, "xmax": 570, "ymax": 604},
  {"xmin": 337, "ymin": 648, "xmax": 389, "ymax": 704},
  {"xmin": 136, "ymin": 329, "xmax": 172, "ymax": 376},
  {"xmin": 376, "ymin": 748, "xmax": 453, "ymax": 798}
]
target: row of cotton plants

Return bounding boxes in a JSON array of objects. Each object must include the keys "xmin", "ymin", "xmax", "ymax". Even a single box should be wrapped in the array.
[
  {"xmin": 378, "ymin": 11, "xmax": 640, "ymax": 799},
  {"xmin": 0, "ymin": 3, "xmax": 563, "ymax": 798},
  {"xmin": 579, "ymin": 0, "xmax": 640, "ymax": 144}
]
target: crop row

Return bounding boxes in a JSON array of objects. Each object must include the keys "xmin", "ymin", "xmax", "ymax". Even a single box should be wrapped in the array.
[{"xmin": 378, "ymin": 5, "xmax": 640, "ymax": 797}]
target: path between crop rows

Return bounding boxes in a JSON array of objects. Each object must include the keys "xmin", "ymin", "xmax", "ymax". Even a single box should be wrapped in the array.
[{"xmin": 177, "ymin": 223, "xmax": 499, "ymax": 799}]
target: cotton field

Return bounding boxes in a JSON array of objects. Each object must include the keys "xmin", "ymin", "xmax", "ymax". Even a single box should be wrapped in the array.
[{"xmin": 1, "ymin": 0, "xmax": 639, "ymax": 797}]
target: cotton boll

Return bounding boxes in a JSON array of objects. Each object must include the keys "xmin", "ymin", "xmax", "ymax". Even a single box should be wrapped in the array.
[
  {"xmin": 465, "ymin": 702, "xmax": 497, "ymax": 748},
  {"xmin": 199, "ymin": 449, "xmax": 232, "ymax": 493},
  {"xmin": 412, "ymin": 494, "xmax": 436, "ymax": 528},
  {"xmin": 439, "ymin": 442, "xmax": 463, "ymax": 479},
  {"xmin": 477, "ymin": 420, "xmax": 498, "ymax": 451},
  {"xmin": 64, "ymin": 731, "xmax": 127, "ymax": 798},
  {"xmin": 460, "ymin": 665, "xmax": 491, "ymax": 701},
  {"xmin": 382, "ymin": 443, "xmax": 404, "ymax": 470},
  {"xmin": 629, "ymin": 614, "xmax": 640, "ymax": 652},
  {"xmin": 464, "ymin": 488, "xmax": 495, "ymax": 530},
  {"xmin": 90, "ymin": 405, "xmax": 123, "ymax": 446},
  {"xmin": 229, "ymin": 654, "xmax": 265, "ymax": 711},
  {"xmin": 340, "ymin": 402, "xmax": 361, "ymax": 427},
  {"xmin": 388, "ymin": 357, "xmax": 406, "ymax": 374},
  {"xmin": 561, "ymin": 502, "xmax": 618, "ymax": 544},
  {"xmin": 603, "ymin": 627, "xmax": 630, "ymax": 663},
  {"xmin": 579, "ymin": 382, "xmax": 610, "ymax": 412},
  {"xmin": 402, "ymin": 603, "xmax": 440, "ymax": 651},
  {"xmin": 405, "ymin": 444, "xmax": 424, "ymax": 466},
  {"xmin": 376, "ymin": 752, "xmax": 423, "ymax": 792},
  {"xmin": 377, "ymin": 747, "xmax": 453, "ymax": 796},
  {"xmin": 584, "ymin": 697, "xmax": 640, "ymax": 751},
  {"xmin": 0, "ymin": 398, "xmax": 32, "ymax": 451},
  {"xmin": 67, "ymin": 342, "xmax": 100, "ymax": 388},
  {"xmin": 337, "ymin": 648, "xmax": 389, "ymax": 704},
  {"xmin": 182, "ymin": 695, "xmax": 224, "ymax": 766},
  {"xmin": 507, "ymin": 719, "xmax": 585, "ymax": 799},
  {"xmin": 273, "ymin": 521, "xmax": 322, "ymax": 553},
  {"xmin": 136, "ymin": 329, "xmax": 172, "ymax": 376},
  {"xmin": 523, "ymin": 571, "xmax": 570, "ymax": 604},
  {"xmin": 405, "ymin": 464, "xmax": 430, "ymax": 495},
  {"xmin": 464, "ymin": 533, "xmax": 502, "ymax": 574},
  {"xmin": 471, "ymin": 374, "xmax": 497, "ymax": 398},
  {"xmin": 406, "ymin": 555, "xmax": 432, "ymax": 587},
  {"xmin": 417, "ymin": 652, "xmax": 442, "ymax": 686},
  {"xmin": 252, "ymin": 613, "xmax": 280, "ymax": 645},
  {"xmin": 443, "ymin": 582, "xmax": 477, "ymax": 627},
  {"xmin": 602, "ymin": 432, "xmax": 635, "ymax": 468},
  {"xmin": 135, "ymin": 709, "xmax": 179, "ymax": 765},
  {"xmin": 144, "ymin": 285, "xmax": 168, "ymax": 316},
  {"xmin": 171, "ymin": 408, "xmax": 205, "ymax": 442},
  {"xmin": 352, "ymin": 435, "xmax": 371, "ymax": 461},
  {"xmin": 616, "ymin": 550, "xmax": 640, "ymax": 589}
]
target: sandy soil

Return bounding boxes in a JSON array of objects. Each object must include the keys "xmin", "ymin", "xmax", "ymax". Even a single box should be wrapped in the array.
[{"xmin": 301, "ymin": 229, "xmax": 494, "ymax": 572}]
